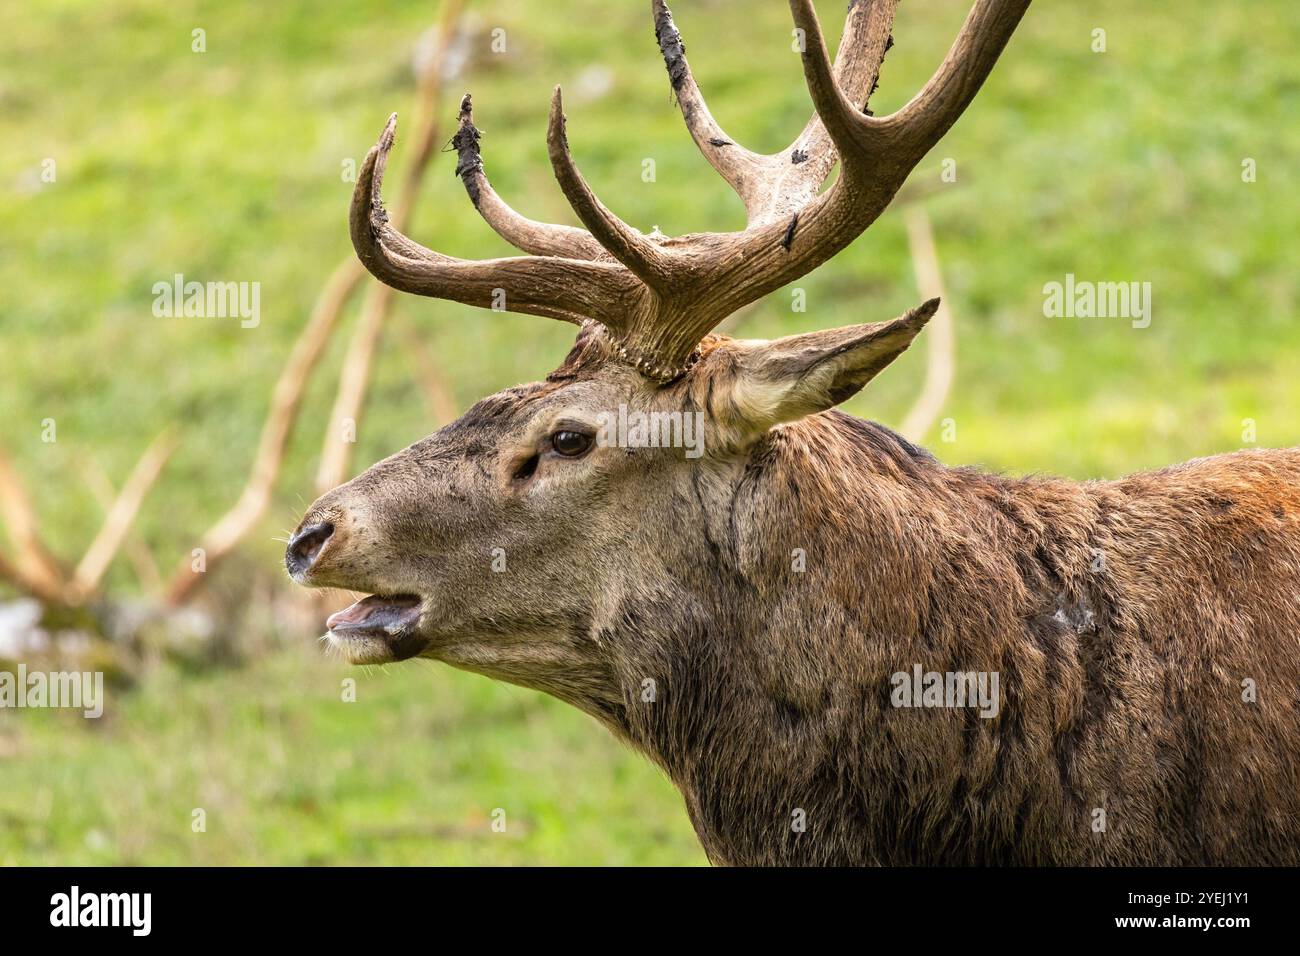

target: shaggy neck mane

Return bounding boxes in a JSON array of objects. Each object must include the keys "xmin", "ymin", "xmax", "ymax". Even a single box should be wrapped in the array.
[
  {"xmin": 610, "ymin": 409, "xmax": 1114, "ymax": 865},
  {"xmin": 594, "ymin": 403, "xmax": 1300, "ymax": 865}
]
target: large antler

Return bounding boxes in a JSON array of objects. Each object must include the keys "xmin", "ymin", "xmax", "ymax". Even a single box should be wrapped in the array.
[{"xmin": 350, "ymin": 0, "xmax": 1031, "ymax": 382}]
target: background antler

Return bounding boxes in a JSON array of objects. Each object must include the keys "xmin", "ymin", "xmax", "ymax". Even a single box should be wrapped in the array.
[
  {"xmin": 352, "ymin": 0, "xmax": 1030, "ymax": 380},
  {"xmin": 0, "ymin": 431, "xmax": 177, "ymax": 607},
  {"xmin": 0, "ymin": 451, "xmax": 68, "ymax": 602}
]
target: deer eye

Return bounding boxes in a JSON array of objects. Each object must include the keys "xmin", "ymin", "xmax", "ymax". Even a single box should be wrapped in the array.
[{"xmin": 551, "ymin": 430, "xmax": 593, "ymax": 458}]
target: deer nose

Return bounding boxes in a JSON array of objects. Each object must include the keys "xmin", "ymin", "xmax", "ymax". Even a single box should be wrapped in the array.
[{"xmin": 286, "ymin": 521, "xmax": 334, "ymax": 577}]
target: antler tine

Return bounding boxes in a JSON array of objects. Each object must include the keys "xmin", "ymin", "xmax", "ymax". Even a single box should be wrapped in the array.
[
  {"xmin": 654, "ymin": 0, "xmax": 898, "ymax": 224},
  {"xmin": 787, "ymin": 0, "xmax": 877, "ymax": 165},
  {"xmin": 350, "ymin": 113, "xmax": 640, "ymax": 328},
  {"xmin": 789, "ymin": 0, "xmax": 1031, "ymax": 171},
  {"xmin": 651, "ymin": 0, "xmax": 766, "ymax": 215},
  {"xmin": 879, "ymin": 0, "xmax": 1033, "ymax": 157},
  {"xmin": 453, "ymin": 94, "xmax": 610, "ymax": 261},
  {"xmin": 771, "ymin": 0, "xmax": 901, "ymax": 212},
  {"xmin": 545, "ymin": 87, "xmax": 677, "ymax": 293}
]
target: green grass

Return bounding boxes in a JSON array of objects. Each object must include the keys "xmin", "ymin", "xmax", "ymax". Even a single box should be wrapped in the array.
[
  {"xmin": 0, "ymin": 647, "xmax": 702, "ymax": 865},
  {"xmin": 0, "ymin": 0, "xmax": 1297, "ymax": 864}
]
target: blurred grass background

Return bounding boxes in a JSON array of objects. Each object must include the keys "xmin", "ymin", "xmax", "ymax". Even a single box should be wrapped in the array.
[{"xmin": 0, "ymin": 0, "xmax": 1297, "ymax": 864}]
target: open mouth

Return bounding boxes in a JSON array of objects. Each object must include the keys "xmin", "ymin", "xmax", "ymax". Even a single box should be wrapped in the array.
[{"xmin": 326, "ymin": 594, "xmax": 422, "ymax": 639}]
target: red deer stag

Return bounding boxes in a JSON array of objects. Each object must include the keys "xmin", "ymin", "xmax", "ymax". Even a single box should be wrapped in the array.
[{"xmin": 287, "ymin": 0, "xmax": 1300, "ymax": 865}]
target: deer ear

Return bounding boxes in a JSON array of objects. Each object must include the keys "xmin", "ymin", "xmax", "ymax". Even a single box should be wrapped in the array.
[{"xmin": 721, "ymin": 299, "xmax": 939, "ymax": 436}]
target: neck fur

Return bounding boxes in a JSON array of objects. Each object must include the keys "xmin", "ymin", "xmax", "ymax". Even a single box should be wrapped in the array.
[{"xmin": 599, "ymin": 411, "xmax": 1097, "ymax": 864}]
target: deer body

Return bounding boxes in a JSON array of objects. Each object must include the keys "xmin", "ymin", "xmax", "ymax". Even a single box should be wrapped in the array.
[{"xmin": 287, "ymin": 1, "xmax": 1300, "ymax": 864}]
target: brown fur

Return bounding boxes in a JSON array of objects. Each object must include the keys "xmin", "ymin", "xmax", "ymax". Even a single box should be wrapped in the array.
[
  {"xmin": 291, "ymin": 327, "xmax": 1300, "ymax": 865},
  {"xmin": 630, "ymin": 411, "xmax": 1300, "ymax": 864}
]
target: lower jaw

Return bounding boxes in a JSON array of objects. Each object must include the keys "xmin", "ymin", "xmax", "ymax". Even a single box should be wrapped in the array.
[{"xmin": 328, "ymin": 629, "xmax": 428, "ymax": 664}]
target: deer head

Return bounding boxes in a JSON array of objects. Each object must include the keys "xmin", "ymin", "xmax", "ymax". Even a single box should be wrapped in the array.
[{"xmin": 287, "ymin": 0, "xmax": 1029, "ymax": 720}]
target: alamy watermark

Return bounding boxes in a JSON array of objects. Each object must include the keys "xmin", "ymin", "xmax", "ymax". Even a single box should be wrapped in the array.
[
  {"xmin": 595, "ymin": 404, "xmax": 705, "ymax": 459},
  {"xmin": 152, "ymin": 273, "xmax": 260, "ymax": 328},
  {"xmin": 890, "ymin": 665, "xmax": 1000, "ymax": 719},
  {"xmin": 1043, "ymin": 273, "xmax": 1151, "ymax": 329},
  {"xmin": 0, "ymin": 664, "xmax": 104, "ymax": 718},
  {"xmin": 50, "ymin": 886, "xmax": 150, "ymax": 936}
]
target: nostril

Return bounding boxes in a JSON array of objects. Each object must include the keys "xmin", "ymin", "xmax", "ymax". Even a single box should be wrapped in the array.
[{"xmin": 286, "ymin": 522, "xmax": 334, "ymax": 576}]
